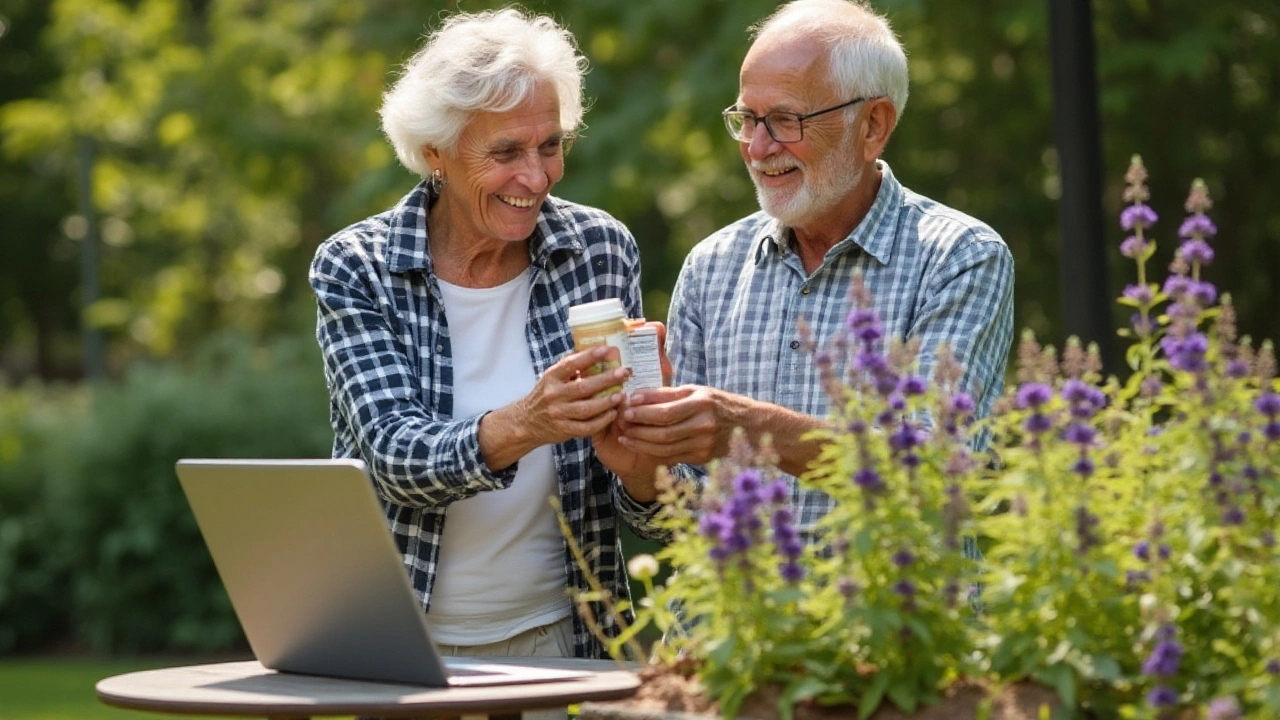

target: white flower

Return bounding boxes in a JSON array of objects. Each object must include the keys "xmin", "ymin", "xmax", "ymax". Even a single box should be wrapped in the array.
[{"xmin": 627, "ymin": 554, "xmax": 659, "ymax": 581}]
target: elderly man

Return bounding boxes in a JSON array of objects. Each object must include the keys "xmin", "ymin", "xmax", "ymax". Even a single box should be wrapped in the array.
[{"xmin": 614, "ymin": 0, "xmax": 1015, "ymax": 529}]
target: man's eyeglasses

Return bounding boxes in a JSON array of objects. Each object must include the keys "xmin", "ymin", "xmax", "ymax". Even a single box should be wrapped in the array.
[{"xmin": 722, "ymin": 97, "xmax": 872, "ymax": 143}]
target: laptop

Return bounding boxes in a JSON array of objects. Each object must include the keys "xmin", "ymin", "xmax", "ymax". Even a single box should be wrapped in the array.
[{"xmin": 175, "ymin": 457, "xmax": 591, "ymax": 687}]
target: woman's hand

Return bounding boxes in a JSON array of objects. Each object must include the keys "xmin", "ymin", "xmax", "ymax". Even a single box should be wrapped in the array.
[{"xmin": 478, "ymin": 346, "xmax": 628, "ymax": 472}]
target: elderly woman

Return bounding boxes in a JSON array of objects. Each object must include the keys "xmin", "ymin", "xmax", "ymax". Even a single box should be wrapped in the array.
[{"xmin": 309, "ymin": 9, "xmax": 660, "ymax": 663}]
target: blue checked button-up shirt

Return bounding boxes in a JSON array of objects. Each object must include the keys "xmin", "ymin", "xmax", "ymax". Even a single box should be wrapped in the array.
[
  {"xmin": 309, "ymin": 181, "xmax": 662, "ymax": 659},
  {"xmin": 667, "ymin": 161, "xmax": 1015, "ymax": 533}
]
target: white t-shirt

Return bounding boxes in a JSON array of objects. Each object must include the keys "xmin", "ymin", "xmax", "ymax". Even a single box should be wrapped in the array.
[{"xmin": 426, "ymin": 268, "xmax": 571, "ymax": 645}]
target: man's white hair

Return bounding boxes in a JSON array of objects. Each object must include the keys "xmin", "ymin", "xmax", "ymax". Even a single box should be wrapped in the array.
[
  {"xmin": 751, "ymin": 0, "xmax": 909, "ymax": 128},
  {"xmin": 380, "ymin": 8, "xmax": 588, "ymax": 178}
]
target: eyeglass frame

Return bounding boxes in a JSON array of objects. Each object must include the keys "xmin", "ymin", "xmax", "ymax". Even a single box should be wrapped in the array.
[{"xmin": 722, "ymin": 96, "xmax": 875, "ymax": 143}]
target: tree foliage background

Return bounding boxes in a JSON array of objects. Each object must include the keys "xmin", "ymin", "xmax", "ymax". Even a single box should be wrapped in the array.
[
  {"xmin": 2, "ymin": 0, "xmax": 1278, "ymax": 381},
  {"xmin": 1, "ymin": 0, "xmax": 1278, "ymax": 656}
]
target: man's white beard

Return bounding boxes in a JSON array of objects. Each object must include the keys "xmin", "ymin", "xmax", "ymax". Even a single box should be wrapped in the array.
[{"xmin": 751, "ymin": 130, "xmax": 862, "ymax": 227}]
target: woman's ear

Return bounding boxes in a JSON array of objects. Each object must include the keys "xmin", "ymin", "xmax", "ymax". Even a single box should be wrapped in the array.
[{"xmin": 422, "ymin": 145, "xmax": 441, "ymax": 172}]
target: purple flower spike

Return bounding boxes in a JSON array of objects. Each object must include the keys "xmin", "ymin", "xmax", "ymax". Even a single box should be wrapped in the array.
[
  {"xmin": 763, "ymin": 479, "xmax": 789, "ymax": 505},
  {"xmin": 1120, "ymin": 203, "xmax": 1159, "ymax": 231},
  {"xmin": 1178, "ymin": 239, "xmax": 1216, "ymax": 266},
  {"xmin": 1178, "ymin": 214, "xmax": 1218, "ymax": 239}
]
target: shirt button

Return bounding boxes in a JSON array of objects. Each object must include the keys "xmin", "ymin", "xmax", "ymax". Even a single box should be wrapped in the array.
[
  {"xmin": 801, "ymin": 285, "xmax": 810, "ymax": 295},
  {"xmin": 790, "ymin": 340, "xmax": 800, "ymax": 350},
  {"xmin": 436, "ymin": 344, "xmax": 444, "ymax": 353}
]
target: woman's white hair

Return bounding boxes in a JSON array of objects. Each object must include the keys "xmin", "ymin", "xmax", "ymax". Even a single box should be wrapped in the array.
[
  {"xmin": 380, "ymin": 8, "xmax": 588, "ymax": 178},
  {"xmin": 751, "ymin": 0, "xmax": 909, "ymax": 128}
]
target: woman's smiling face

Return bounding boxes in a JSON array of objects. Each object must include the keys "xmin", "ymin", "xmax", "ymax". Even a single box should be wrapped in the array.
[{"xmin": 426, "ymin": 84, "xmax": 566, "ymax": 247}]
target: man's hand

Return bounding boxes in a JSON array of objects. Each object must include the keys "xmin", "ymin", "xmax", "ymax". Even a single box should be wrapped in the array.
[{"xmin": 614, "ymin": 385, "xmax": 735, "ymax": 466}]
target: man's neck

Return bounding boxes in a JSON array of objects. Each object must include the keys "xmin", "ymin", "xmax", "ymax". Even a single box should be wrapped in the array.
[{"xmin": 789, "ymin": 166, "xmax": 883, "ymax": 274}]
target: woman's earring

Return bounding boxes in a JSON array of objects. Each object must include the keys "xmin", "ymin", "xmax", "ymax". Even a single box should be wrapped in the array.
[{"xmin": 429, "ymin": 167, "xmax": 446, "ymax": 195}]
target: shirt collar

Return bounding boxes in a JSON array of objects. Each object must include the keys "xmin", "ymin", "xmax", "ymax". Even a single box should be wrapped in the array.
[
  {"xmin": 385, "ymin": 181, "xmax": 584, "ymax": 274},
  {"xmin": 752, "ymin": 159, "xmax": 904, "ymax": 266}
]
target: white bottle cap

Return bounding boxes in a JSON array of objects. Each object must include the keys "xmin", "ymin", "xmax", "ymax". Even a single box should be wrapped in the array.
[{"xmin": 567, "ymin": 298, "xmax": 626, "ymax": 326}]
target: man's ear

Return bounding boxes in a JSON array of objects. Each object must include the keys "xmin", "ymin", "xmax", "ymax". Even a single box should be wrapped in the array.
[{"xmin": 861, "ymin": 98, "xmax": 897, "ymax": 162}]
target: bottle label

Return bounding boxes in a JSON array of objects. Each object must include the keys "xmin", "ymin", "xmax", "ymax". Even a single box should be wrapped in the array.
[{"xmin": 625, "ymin": 328, "xmax": 664, "ymax": 393}]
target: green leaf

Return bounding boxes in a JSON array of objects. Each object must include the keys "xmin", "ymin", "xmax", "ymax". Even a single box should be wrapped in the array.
[{"xmin": 858, "ymin": 672, "xmax": 890, "ymax": 720}]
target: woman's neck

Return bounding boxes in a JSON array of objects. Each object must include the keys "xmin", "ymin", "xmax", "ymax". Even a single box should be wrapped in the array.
[{"xmin": 427, "ymin": 201, "xmax": 531, "ymax": 289}]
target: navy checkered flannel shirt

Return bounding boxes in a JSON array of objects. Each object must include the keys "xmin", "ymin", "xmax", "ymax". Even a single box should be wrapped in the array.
[{"xmin": 310, "ymin": 181, "xmax": 663, "ymax": 659}]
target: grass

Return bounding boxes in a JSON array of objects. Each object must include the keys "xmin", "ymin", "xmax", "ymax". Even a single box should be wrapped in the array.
[{"xmin": 0, "ymin": 656, "xmax": 268, "ymax": 720}]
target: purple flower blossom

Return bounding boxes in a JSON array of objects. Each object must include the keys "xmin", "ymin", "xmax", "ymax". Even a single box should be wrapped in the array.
[
  {"xmin": 1187, "ymin": 280, "xmax": 1217, "ymax": 307},
  {"xmin": 1163, "ymin": 274, "xmax": 1192, "ymax": 298},
  {"xmin": 1122, "ymin": 284, "xmax": 1154, "ymax": 305},
  {"xmin": 889, "ymin": 423, "xmax": 926, "ymax": 453},
  {"xmin": 898, "ymin": 375, "xmax": 927, "ymax": 396},
  {"xmin": 837, "ymin": 577, "xmax": 860, "ymax": 598},
  {"xmin": 1266, "ymin": 658, "xmax": 1280, "ymax": 675},
  {"xmin": 1140, "ymin": 376, "xmax": 1163, "ymax": 397},
  {"xmin": 1120, "ymin": 203, "xmax": 1158, "ymax": 231},
  {"xmin": 1256, "ymin": 392, "xmax": 1280, "ymax": 417},
  {"xmin": 1266, "ymin": 422, "xmax": 1280, "ymax": 442},
  {"xmin": 1134, "ymin": 540, "xmax": 1151, "ymax": 561},
  {"xmin": 947, "ymin": 392, "xmax": 975, "ymax": 415},
  {"xmin": 1125, "ymin": 569, "xmax": 1150, "ymax": 589},
  {"xmin": 763, "ymin": 479, "xmax": 789, "ymax": 505},
  {"xmin": 1147, "ymin": 686, "xmax": 1178, "ymax": 708},
  {"xmin": 1143, "ymin": 636, "xmax": 1184, "ymax": 676},
  {"xmin": 893, "ymin": 579, "xmax": 917, "ymax": 598},
  {"xmin": 1072, "ymin": 456, "xmax": 1096, "ymax": 477},
  {"xmin": 733, "ymin": 469, "xmax": 762, "ymax": 497},
  {"xmin": 1177, "ymin": 239, "xmax": 1215, "ymax": 266},
  {"xmin": 1226, "ymin": 359, "xmax": 1250, "ymax": 378},
  {"xmin": 1162, "ymin": 332, "xmax": 1209, "ymax": 373},
  {"xmin": 1205, "ymin": 696, "xmax": 1242, "ymax": 720},
  {"xmin": 1024, "ymin": 413, "xmax": 1053, "ymax": 435},
  {"xmin": 855, "ymin": 351, "xmax": 888, "ymax": 374},
  {"xmin": 1016, "ymin": 382, "xmax": 1053, "ymax": 409},
  {"xmin": 854, "ymin": 468, "xmax": 884, "ymax": 491},
  {"xmin": 1064, "ymin": 423, "xmax": 1096, "ymax": 445},
  {"xmin": 1120, "ymin": 235, "xmax": 1152, "ymax": 259},
  {"xmin": 779, "ymin": 562, "xmax": 805, "ymax": 583},
  {"xmin": 892, "ymin": 549, "xmax": 916, "ymax": 568},
  {"xmin": 1222, "ymin": 505, "xmax": 1245, "ymax": 525},
  {"xmin": 1178, "ymin": 214, "xmax": 1218, "ymax": 239}
]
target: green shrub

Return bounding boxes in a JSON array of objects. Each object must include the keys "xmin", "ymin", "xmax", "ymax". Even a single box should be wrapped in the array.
[
  {"xmin": 0, "ymin": 383, "xmax": 83, "ymax": 653},
  {"xmin": 0, "ymin": 332, "xmax": 334, "ymax": 654}
]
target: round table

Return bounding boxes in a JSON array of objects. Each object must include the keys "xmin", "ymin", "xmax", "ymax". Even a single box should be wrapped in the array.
[{"xmin": 96, "ymin": 658, "xmax": 641, "ymax": 720}]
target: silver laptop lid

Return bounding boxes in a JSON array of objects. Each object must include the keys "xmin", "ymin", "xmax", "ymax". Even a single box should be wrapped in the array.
[{"xmin": 176, "ymin": 458, "xmax": 450, "ymax": 686}]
